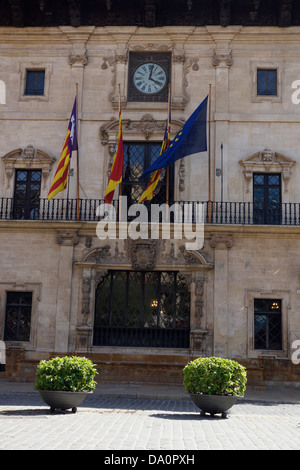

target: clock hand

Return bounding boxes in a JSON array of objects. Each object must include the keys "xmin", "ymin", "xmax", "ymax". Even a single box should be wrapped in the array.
[
  {"xmin": 149, "ymin": 78, "xmax": 162, "ymax": 86},
  {"xmin": 148, "ymin": 64, "xmax": 154, "ymax": 81}
]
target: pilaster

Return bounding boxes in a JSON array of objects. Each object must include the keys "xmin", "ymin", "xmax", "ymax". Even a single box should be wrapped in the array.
[
  {"xmin": 210, "ymin": 234, "xmax": 233, "ymax": 357},
  {"xmin": 54, "ymin": 231, "xmax": 78, "ymax": 352}
]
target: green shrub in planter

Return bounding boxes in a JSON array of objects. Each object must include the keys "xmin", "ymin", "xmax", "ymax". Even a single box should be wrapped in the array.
[
  {"xmin": 183, "ymin": 356, "xmax": 247, "ymax": 397},
  {"xmin": 35, "ymin": 356, "xmax": 98, "ymax": 392}
]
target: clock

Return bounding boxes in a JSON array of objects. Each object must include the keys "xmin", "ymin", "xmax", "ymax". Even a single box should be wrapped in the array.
[
  {"xmin": 128, "ymin": 53, "xmax": 171, "ymax": 102},
  {"xmin": 133, "ymin": 63, "xmax": 167, "ymax": 95}
]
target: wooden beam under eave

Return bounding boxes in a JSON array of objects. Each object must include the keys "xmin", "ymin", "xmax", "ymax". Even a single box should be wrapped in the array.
[
  {"xmin": 219, "ymin": 0, "xmax": 232, "ymax": 27},
  {"xmin": 8, "ymin": 0, "xmax": 24, "ymax": 27},
  {"xmin": 67, "ymin": 0, "xmax": 82, "ymax": 27},
  {"xmin": 279, "ymin": 0, "xmax": 293, "ymax": 27}
]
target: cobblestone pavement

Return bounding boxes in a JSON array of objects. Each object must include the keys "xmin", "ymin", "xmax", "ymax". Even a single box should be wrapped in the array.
[{"xmin": 0, "ymin": 391, "xmax": 300, "ymax": 451}]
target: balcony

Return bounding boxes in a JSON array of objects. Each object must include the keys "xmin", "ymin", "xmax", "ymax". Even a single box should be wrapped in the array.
[{"xmin": 0, "ymin": 198, "xmax": 300, "ymax": 225}]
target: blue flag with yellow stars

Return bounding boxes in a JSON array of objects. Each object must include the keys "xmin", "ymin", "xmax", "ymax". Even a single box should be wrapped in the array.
[{"xmin": 140, "ymin": 95, "xmax": 208, "ymax": 180}]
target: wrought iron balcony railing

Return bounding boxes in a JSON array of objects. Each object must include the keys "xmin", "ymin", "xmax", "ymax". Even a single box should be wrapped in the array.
[{"xmin": 0, "ymin": 197, "xmax": 300, "ymax": 226}]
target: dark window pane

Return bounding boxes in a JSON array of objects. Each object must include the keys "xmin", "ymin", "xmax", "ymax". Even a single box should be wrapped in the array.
[
  {"xmin": 122, "ymin": 142, "xmax": 174, "ymax": 206},
  {"xmin": 253, "ymin": 173, "xmax": 281, "ymax": 225},
  {"xmin": 94, "ymin": 270, "xmax": 190, "ymax": 348},
  {"xmin": 4, "ymin": 292, "xmax": 32, "ymax": 342},
  {"xmin": 13, "ymin": 170, "xmax": 42, "ymax": 220},
  {"xmin": 254, "ymin": 299, "xmax": 282, "ymax": 350},
  {"xmin": 257, "ymin": 69, "xmax": 277, "ymax": 96},
  {"xmin": 25, "ymin": 70, "xmax": 45, "ymax": 96}
]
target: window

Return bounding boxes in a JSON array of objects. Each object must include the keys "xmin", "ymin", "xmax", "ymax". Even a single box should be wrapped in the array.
[
  {"xmin": 122, "ymin": 142, "xmax": 174, "ymax": 206},
  {"xmin": 254, "ymin": 299, "xmax": 282, "ymax": 350},
  {"xmin": 19, "ymin": 62, "xmax": 52, "ymax": 102},
  {"xmin": 13, "ymin": 169, "xmax": 42, "ymax": 220},
  {"xmin": 93, "ymin": 270, "xmax": 190, "ymax": 348},
  {"xmin": 257, "ymin": 69, "xmax": 277, "ymax": 96},
  {"xmin": 25, "ymin": 70, "xmax": 45, "ymax": 96},
  {"xmin": 4, "ymin": 292, "xmax": 33, "ymax": 342},
  {"xmin": 253, "ymin": 173, "xmax": 281, "ymax": 225}
]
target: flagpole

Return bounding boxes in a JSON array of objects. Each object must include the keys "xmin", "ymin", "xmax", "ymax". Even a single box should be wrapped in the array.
[
  {"xmin": 208, "ymin": 84, "xmax": 212, "ymax": 224},
  {"xmin": 118, "ymin": 84, "xmax": 122, "ymax": 222},
  {"xmin": 76, "ymin": 83, "xmax": 80, "ymax": 221},
  {"xmin": 166, "ymin": 84, "xmax": 171, "ymax": 222}
]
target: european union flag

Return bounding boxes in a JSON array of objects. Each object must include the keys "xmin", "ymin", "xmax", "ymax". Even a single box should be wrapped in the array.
[{"xmin": 141, "ymin": 95, "xmax": 208, "ymax": 179}]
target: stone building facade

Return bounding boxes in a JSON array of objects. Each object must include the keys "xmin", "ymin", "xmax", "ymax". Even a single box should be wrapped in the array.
[{"xmin": 1, "ymin": 17, "xmax": 300, "ymax": 387}]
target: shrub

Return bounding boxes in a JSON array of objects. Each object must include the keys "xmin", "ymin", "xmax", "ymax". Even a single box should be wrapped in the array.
[
  {"xmin": 35, "ymin": 356, "xmax": 98, "ymax": 392},
  {"xmin": 183, "ymin": 356, "xmax": 247, "ymax": 397}
]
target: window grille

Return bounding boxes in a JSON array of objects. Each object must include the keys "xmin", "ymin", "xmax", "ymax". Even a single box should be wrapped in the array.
[
  {"xmin": 25, "ymin": 70, "xmax": 45, "ymax": 96},
  {"xmin": 93, "ymin": 270, "xmax": 190, "ymax": 348},
  {"xmin": 257, "ymin": 69, "xmax": 277, "ymax": 96},
  {"xmin": 122, "ymin": 142, "xmax": 174, "ymax": 206},
  {"xmin": 13, "ymin": 170, "xmax": 42, "ymax": 220},
  {"xmin": 254, "ymin": 299, "xmax": 282, "ymax": 350},
  {"xmin": 4, "ymin": 292, "xmax": 33, "ymax": 342}
]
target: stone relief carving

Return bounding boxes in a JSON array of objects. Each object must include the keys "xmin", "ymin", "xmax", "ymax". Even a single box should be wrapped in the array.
[
  {"xmin": 77, "ymin": 238, "xmax": 214, "ymax": 353},
  {"xmin": 1, "ymin": 145, "xmax": 56, "ymax": 190},
  {"xmin": 99, "ymin": 116, "xmax": 185, "ymax": 146},
  {"xmin": 239, "ymin": 148, "xmax": 296, "ymax": 193},
  {"xmin": 212, "ymin": 50, "xmax": 233, "ymax": 67},
  {"xmin": 103, "ymin": 47, "xmax": 199, "ymax": 110},
  {"xmin": 126, "ymin": 239, "xmax": 159, "ymax": 270},
  {"xmin": 68, "ymin": 52, "xmax": 88, "ymax": 67},
  {"xmin": 56, "ymin": 232, "xmax": 79, "ymax": 246}
]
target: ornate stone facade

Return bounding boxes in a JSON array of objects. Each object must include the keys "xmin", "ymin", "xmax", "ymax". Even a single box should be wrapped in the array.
[{"xmin": 1, "ymin": 23, "xmax": 300, "ymax": 387}]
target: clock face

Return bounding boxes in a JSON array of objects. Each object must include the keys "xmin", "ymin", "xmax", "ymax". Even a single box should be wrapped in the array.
[{"xmin": 133, "ymin": 63, "xmax": 167, "ymax": 95}]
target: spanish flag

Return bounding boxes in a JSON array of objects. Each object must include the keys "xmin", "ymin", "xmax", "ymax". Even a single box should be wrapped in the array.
[
  {"xmin": 47, "ymin": 97, "xmax": 78, "ymax": 200},
  {"xmin": 104, "ymin": 96, "xmax": 124, "ymax": 205},
  {"xmin": 139, "ymin": 86, "xmax": 171, "ymax": 203}
]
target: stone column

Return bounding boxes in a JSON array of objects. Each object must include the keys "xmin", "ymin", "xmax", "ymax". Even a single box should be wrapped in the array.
[
  {"xmin": 210, "ymin": 234, "xmax": 233, "ymax": 357},
  {"xmin": 55, "ymin": 232, "xmax": 78, "ymax": 352}
]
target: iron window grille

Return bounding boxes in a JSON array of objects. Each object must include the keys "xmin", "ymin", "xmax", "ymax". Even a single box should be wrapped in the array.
[
  {"xmin": 93, "ymin": 270, "xmax": 190, "ymax": 348},
  {"xmin": 122, "ymin": 142, "xmax": 174, "ymax": 207},
  {"xmin": 4, "ymin": 292, "xmax": 33, "ymax": 342},
  {"xmin": 253, "ymin": 173, "xmax": 281, "ymax": 225},
  {"xmin": 254, "ymin": 299, "xmax": 282, "ymax": 350},
  {"xmin": 25, "ymin": 70, "xmax": 45, "ymax": 96},
  {"xmin": 13, "ymin": 169, "xmax": 42, "ymax": 220},
  {"xmin": 257, "ymin": 69, "xmax": 277, "ymax": 96}
]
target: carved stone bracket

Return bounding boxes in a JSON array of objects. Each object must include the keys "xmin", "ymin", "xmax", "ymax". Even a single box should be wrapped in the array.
[
  {"xmin": 68, "ymin": 52, "xmax": 88, "ymax": 67},
  {"xmin": 56, "ymin": 232, "xmax": 79, "ymax": 246},
  {"xmin": 209, "ymin": 234, "xmax": 233, "ymax": 250},
  {"xmin": 1, "ymin": 145, "xmax": 56, "ymax": 191},
  {"xmin": 212, "ymin": 50, "xmax": 233, "ymax": 68}
]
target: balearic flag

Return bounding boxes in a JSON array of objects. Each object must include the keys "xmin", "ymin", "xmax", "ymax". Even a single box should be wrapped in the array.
[
  {"xmin": 138, "ymin": 88, "xmax": 171, "ymax": 203},
  {"xmin": 140, "ymin": 95, "xmax": 208, "ymax": 180},
  {"xmin": 104, "ymin": 94, "xmax": 124, "ymax": 205},
  {"xmin": 47, "ymin": 97, "xmax": 78, "ymax": 200}
]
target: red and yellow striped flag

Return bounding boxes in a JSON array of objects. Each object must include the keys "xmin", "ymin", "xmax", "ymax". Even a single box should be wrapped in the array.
[
  {"xmin": 139, "ymin": 86, "xmax": 171, "ymax": 203},
  {"xmin": 104, "ymin": 96, "xmax": 124, "ymax": 205},
  {"xmin": 47, "ymin": 97, "xmax": 78, "ymax": 200}
]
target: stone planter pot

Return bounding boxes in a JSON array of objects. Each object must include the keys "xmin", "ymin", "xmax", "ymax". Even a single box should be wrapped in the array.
[
  {"xmin": 190, "ymin": 393, "xmax": 239, "ymax": 418},
  {"xmin": 38, "ymin": 390, "xmax": 90, "ymax": 413}
]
